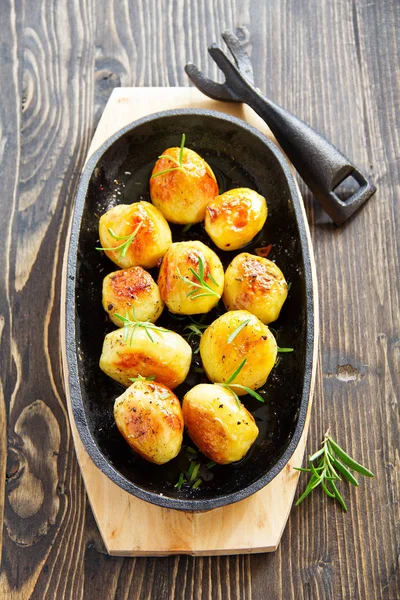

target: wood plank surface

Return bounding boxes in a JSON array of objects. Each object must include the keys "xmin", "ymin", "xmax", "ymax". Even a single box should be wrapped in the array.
[{"xmin": 0, "ymin": 0, "xmax": 398, "ymax": 598}]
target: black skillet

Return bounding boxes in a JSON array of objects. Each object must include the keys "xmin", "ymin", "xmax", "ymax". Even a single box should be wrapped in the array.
[{"xmin": 65, "ymin": 109, "xmax": 315, "ymax": 511}]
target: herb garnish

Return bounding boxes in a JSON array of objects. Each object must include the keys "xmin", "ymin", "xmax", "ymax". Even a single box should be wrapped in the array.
[
  {"xmin": 177, "ymin": 255, "xmax": 220, "ymax": 300},
  {"xmin": 294, "ymin": 431, "xmax": 374, "ymax": 511},
  {"xmin": 277, "ymin": 347, "xmax": 294, "ymax": 353},
  {"xmin": 217, "ymin": 358, "xmax": 264, "ymax": 407},
  {"xmin": 183, "ymin": 321, "xmax": 208, "ymax": 353},
  {"xmin": 174, "ymin": 448, "xmax": 217, "ymax": 491},
  {"xmin": 151, "ymin": 134, "xmax": 186, "ymax": 179},
  {"xmin": 115, "ymin": 309, "xmax": 169, "ymax": 344},
  {"xmin": 227, "ymin": 318, "xmax": 251, "ymax": 344},
  {"xmin": 96, "ymin": 222, "xmax": 142, "ymax": 257},
  {"xmin": 128, "ymin": 374, "xmax": 156, "ymax": 383}
]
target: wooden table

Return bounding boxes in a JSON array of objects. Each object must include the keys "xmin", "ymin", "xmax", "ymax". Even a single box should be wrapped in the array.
[{"xmin": 1, "ymin": 1, "xmax": 398, "ymax": 598}]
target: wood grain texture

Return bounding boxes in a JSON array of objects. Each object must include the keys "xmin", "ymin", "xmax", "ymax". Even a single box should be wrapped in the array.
[{"xmin": 0, "ymin": 0, "xmax": 398, "ymax": 597}]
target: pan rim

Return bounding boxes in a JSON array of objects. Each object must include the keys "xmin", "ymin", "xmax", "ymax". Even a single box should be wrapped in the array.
[{"xmin": 65, "ymin": 108, "xmax": 315, "ymax": 511}]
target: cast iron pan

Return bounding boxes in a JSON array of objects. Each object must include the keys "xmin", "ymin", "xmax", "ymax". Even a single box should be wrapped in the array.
[{"xmin": 66, "ymin": 109, "xmax": 314, "ymax": 511}]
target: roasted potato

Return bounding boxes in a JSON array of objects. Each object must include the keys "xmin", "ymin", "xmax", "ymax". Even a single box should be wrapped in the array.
[
  {"xmin": 158, "ymin": 241, "xmax": 224, "ymax": 315},
  {"xmin": 98, "ymin": 201, "xmax": 172, "ymax": 269},
  {"xmin": 182, "ymin": 384, "xmax": 259, "ymax": 464},
  {"xmin": 205, "ymin": 188, "xmax": 267, "ymax": 250},
  {"xmin": 100, "ymin": 326, "xmax": 192, "ymax": 388},
  {"xmin": 149, "ymin": 144, "xmax": 218, "ymax": 224},
  {"xmin": 102, "ymin": 266, "xmax": 164, "ymax": 327},
  {"xmin": 199, "ymin": 310, "xmax": 277, "ymax": 393},
  {"xmin": 223, "ymin": 253, "xmax": 288, "ymax": 324},
  {"xmin": 114, "ymin": 380, "xmax": 184, "ymax": 464}
]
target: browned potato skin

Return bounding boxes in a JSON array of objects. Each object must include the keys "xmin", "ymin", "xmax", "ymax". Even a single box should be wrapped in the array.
[
  {"xmin": 150, "ymin": 147, "xmax": 219, "ymax": 224},
  {"xmin": 182, "ymin": 384, "xmax": 259, "ymax": 464},
  {"xmin": 158, "ymin": 241, "xmax": 224, "ymax": 315},
  {"xmin": 199, "ymin": 310, "xmax": 277, "ymax": 394},
  {"xmin": 98, "ymin": 201, "xmax": 172, "ymax": 269},
  {"xmin": 205, "ymin": 188, "xmax": 268, "ymax": 250},
  {"xmin": 99, "ymin": 327, "xmax": 192, "ymax": 388},
  {"xmin": 223, "ymin": 253, "xmax": 288, "ymax": 324},
  {"xmin": 114, "ymin": 381, "xmax": 184, "ymax": 465},
  {"xmin": 102, "ymin": 266, "xmax": 164, "ymax": 326}
]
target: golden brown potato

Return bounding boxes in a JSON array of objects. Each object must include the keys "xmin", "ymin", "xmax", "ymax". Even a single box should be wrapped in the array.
[
  {"xmin": 100, "ymin": 325, "xmax": 192, "ymax": 388},
  {"xmin": 223, "ymin": 253, "xmax": 288, "ymax": 324},
  {"xmin": 199, "ymin": 310, "xmax": 277, "ymax": 394},
  {"xmin": 205, "ymin": 188, "xmax": 267, "ymax": 250},
  {"xmin": 98, "ymin": 201, "xmax": 172, "ymax": 269},
  {"xmin": 182, "ymin": 384, "xmax": 259, "ymax": 464},
  {"xmin": 102, "ymin": 266, "xmax": 164, "ymax": 327},
  {"xmin": 114, "ymin": 380, "xmax": 184, "ymax": 464},
  {"xmin": 149, "ymin": 144, "xmax": 218, "ymax": 224},
  {"xmin": 158, "ymin": 241, "xmax": 224, "ymax": 315}
]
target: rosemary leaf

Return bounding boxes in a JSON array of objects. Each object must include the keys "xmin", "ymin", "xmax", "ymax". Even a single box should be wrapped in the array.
[
  {"xmin": 230, "ymin": 384, "xmax": 264, "ymax": 403},
  {"xmin": 328, "ymin": 438, "xmax": 374, "ymax": 477},
  {"xmin": 128, "ymin": 374, "xmax": 156, "ymax": 382},
  {"xmin": 309, "ymin": 448, "xmax": 324, "ymax": 461},
  {"xmin": 190, "ymin": 462, "xmax": 201, "ymax": 482},
  {"xmin": 331, "ymin": 457, "xmax": 359, "ymax": 487},
  {"xmin": 329, "ymin": 480, "xmax": 348, "ymax": 512},
  {"xmin": 174, "ymin": 472, "xmax": 186, "ymax": 490},
  {"xmin": 227, "ymin": 319, "xmax": 251, "ymax": 344},
  {"xmin": 225, "ymin": 358, "xmax": 247, "ymax": 384}
]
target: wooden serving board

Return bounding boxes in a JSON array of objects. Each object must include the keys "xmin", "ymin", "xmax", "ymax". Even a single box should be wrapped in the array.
[{"xmin": 60, "ymin": 87, "xmax": 319, "ymax": 556}]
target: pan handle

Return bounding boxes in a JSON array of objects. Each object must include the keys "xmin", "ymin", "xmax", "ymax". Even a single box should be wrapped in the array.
[{"xmin": 245, "ymin": 89, "xmax": 376, "ymax": 225}]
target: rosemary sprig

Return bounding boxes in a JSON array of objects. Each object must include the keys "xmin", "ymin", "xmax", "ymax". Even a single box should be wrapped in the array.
[
  {"xmin": 175, "ymin": 460, "xmax": 203, "ymax": 491},
  {"xmin": 217, "ymin": 358, "xmax": 264, "ymax": 407},
  {"xmin": 128, "ymin": 374, "xmax": 156, "ymax": 382},
  {"xmin": 174, "ymin": 453, "xmax": 217, "ymax": 491},
  {"xmin": 177, "ymin": 255, "xmax": 219, "ymax": 300},
  {"xmin": 183, "ymin": 321, "xmax": 208, "ymax": 353},
  {"xmin": 227, "ymin": 318, "xmax": 251, "ymax": 344},
  {"xmin": 115, "ymin": 309, "xmax": 169, "ymax": 344},
  {"xmin": 294, "ymin": 431, "xmax": 374, "ymax": 511},
  {"xmin": 96, "ymin": 222, "xmax": 142, "ymax": 257},
  {"xmin": 151, "ymin": 133, "xmax": 186, "ymax": 179}
]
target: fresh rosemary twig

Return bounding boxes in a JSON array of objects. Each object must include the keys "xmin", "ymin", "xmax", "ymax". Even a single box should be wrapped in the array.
[
  {"xmin": 217, "ymin": 358, "xmax": 264, "ymax": 407},
  {"xmin": 115, "ymin": 309, "xmax": 169, "ymax": 344},
  {"xmin": 151, "ymin": 134, "xmax": 186, "ymax": 179},
  {"xmin": 96, "ymin": 222, "xmax": 142, "ymax": 257},
  {"xmin": 294, "ymin": 431, "xmax": 374, "ymax": 511},
  {"xmin": 177, "ymin": 255, "xmax": 220, "ymax": 300}
]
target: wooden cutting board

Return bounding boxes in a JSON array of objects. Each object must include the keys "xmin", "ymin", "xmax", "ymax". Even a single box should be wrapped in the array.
[{"xmin": 60, "ymin": 87, "xmax": 319, "ymax": 556}]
